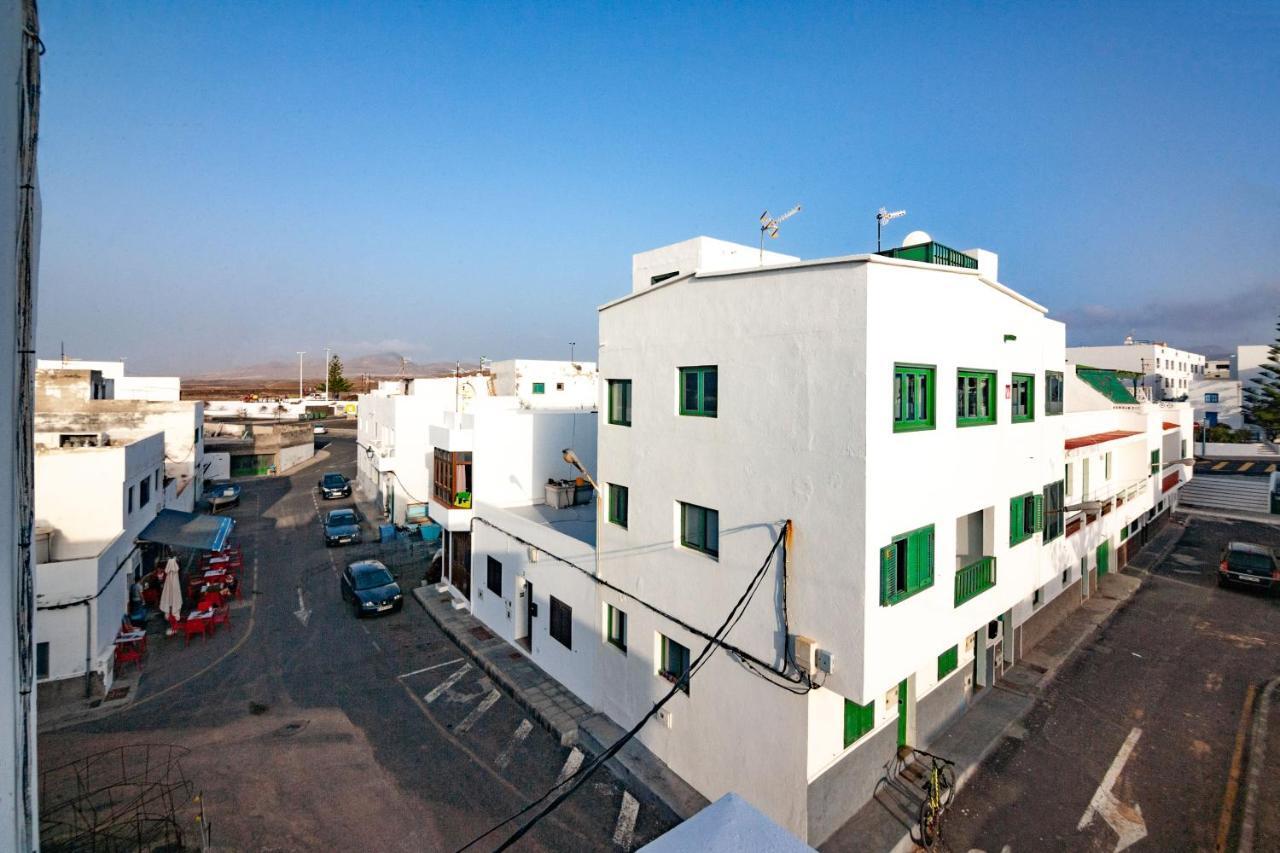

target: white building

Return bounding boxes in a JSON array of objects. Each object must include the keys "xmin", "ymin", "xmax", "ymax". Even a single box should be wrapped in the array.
[
  {"xmin": 490, "ymin": 359, "xmax": 597, "ymax": 410},
  {"xmin": 465, "ymin": 236, "xmax": 1193, "ymax": 843},
  {"xmin": 34, "ymin": 432, "xmax": 165, "ymax": 692},
  {"xmin": 37, "ymin": 358, "xmax": 181, "ymax": 402},
  {"xmin": 1204, "ymin": 358, "xmax": 1231, "ymax": 379},
  {"xmin": 1233, "ymin": 343, "xmax": 1270, "ymax": 387},
  {"xmin": 1190, "ymin": 378, "xmax": 1245, "ymax": 431},
  {"xmin": 1066, "ymin": 338, "xmax": 1206, "ymax": 402}
]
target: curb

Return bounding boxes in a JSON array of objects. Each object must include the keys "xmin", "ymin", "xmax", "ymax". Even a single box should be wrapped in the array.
[
  {"xmin": 1176, "ymin": 506, "xmax": 1280, "ymax": 527},
  {"xmin": 1239, "ymin": 675, "xmax": 1280, "ymax": 853}
]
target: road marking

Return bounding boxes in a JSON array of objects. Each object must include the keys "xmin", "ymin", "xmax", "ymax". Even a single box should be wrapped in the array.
[
  {"xmin": 456, "ymin": 689, "xmax": 501, "ymax": 734},
  {"xmin": 1077, "ymin": 726, "xmax": 1146, "ymax": 852},
  {"xmin": 1238, "ymin": 462, "xmax": 1254, "ymax": 472},
  {"xmin": 1212, "ymin": 461, "xmax": 1228, "ymax": 470},
  {"xmin": 425, "ymin": 663, "xmax": 472, "ymax": 703},
  {"xmin": 398, "ymin": 658, "xmax": 464, "ymax": 679},
  {"xmin": 294, "ymin": 586, "xmax": 311, "ymax": 627},
  {"xmin": 556, "ymin": 747, "xmax": 584, "ymax": 785},
  {"xmin": 370, "ymin": 640, "xmax": 382, "ymax": 653},
  {"xmin": 612, "ymin": 791, "xmax": 639, "ymax": 851},
  {"xmin": 1216, "ymin": 684, "xmax": 1257, "ymax": 852},
  {"xmin": 495, "ymin": 720, "xmax": 533, "ymax": 769}
]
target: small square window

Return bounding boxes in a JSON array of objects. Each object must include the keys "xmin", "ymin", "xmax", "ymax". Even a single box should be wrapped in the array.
[
  {"xmin": 956, "ymin": 369, "xmax": 997, "ymax": 427},
  {"xmin": 532, "ymin": 382, "xmax": 546, "ymax": 395},
  {"xmin": 608, "ymin": 484, "xmax": 629, "ymax": 528},
  {"xmin": 606, "ymin": 605, "xmax": 627, "ymax": 652},
  {"xmin": 556, "ymin": 382, "xmax": 565, "ymax": 391},
  {"xmin": 893, "ymin": 364, "xmax": 935, "ymax": 432},
  {"xmin": 679, "ymin": 502, "xmax": 718, "ymax": 557},
  {"xmin": 880, "ymin": 525, "xmax": 934, "ymax": 605},
  {"xmin": 659, "ymin": 634, "xmax": 691, "ymax": 693},
  {"xmin": 679, "ymin": 366, "xmax": 717, "ymax": 417},
  {"xmin": 549, "ymin": 597, "xmax": 572, "ymax": 649}
]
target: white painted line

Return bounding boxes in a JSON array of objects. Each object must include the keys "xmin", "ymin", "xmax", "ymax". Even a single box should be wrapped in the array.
[
  {"xmin": 556, "ymin": 747, "xmax": 584, "ymax": 786},
  {"xmin": 424, "ymin": 663, "xmax": 472, "ymax": 704},
  {"xmin": 398, "ymin": 658, "xmax": 465, "ymax": 680},
  {"xmin": 456, "ymin": 689, "xmax": 501, "ymax": 734},
  {"xmin": 1077, "ymin": 726, "xmax": 1146, "ymax": 852},
  {"xmin": 371, "ymin": 640, "xmax": 382, "ymax": 653},
  {"xmin": 612, "ymin": 791, "xmax": 639, "ymax": 851},
  {"xmin": 495, "ymin": 720, "xmax": 533, "ymax": 769},
  {"xmin": 293, "ymin": 587, "xmax": 311, "ymax": 627}
]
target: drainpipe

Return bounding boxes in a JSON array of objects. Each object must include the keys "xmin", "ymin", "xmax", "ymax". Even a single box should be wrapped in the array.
[{"xmin": 82, "ymin": 600, "xmax": 92, "ymax": 698}]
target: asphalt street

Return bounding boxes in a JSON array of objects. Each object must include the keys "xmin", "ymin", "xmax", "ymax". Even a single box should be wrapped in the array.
[
  {"xmin": 40, "ymin": 433, "xmax": 678, "ymax": 851},
  {"xmin": 941, "ymin": 516, "xmax": 1280, "ymax": 852}
]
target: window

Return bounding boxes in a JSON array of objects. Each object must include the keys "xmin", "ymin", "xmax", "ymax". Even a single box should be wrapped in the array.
[
  {"xmin": 195, "ymin": 427, "xmax": 201, "ymax": 444},
  {"xmin": 1046, "ymin": 371, "xmax": 1064, "ymax": 416},
  {"xmin": 843, "ymin": 698, "xmax": 875, "ymax": 748},
  {"xmin": 127, "ymin": 486, "xmax": 134, "ymax": 514},
  {"xmin": 608, "ymin": 484, "xmax": 629, "ymax": 528},
  {"xmin": 679, "ymin": 366, "xmax": 717, "ymax": 417},
  {"xmin": 1010, "ymin": 492, "xmax": 1042, "ymax": 546},
  {"xmin": 549, "ymin": 596, "xmax": 572, "ymax": 649},
  {"xmin": 893, "ymin": 364, "xmax": 935, "ymax": 432},
  {"xmin": 36, "ymin": 642, "xmax": 48, "ymax": 680},
  {"xmin": 956, "ymin": 369, "xmax": 996, "ymax": 426},
  {"xmin": 1011, "ymin": 373, "xmax": 1035, "ymax": 422},
  {"xmin": 608, "ymin": 379, "xmax": 632, "ymax": 426},
  {"xmin": 556, "ymin": 382, "xmax": 565, "ymax": 391},
  {"xmin": 1150, "ymin": 449, "xmax": 1160, "ymax": 475},
  {"xmin": 606, "ymin": 605, "xmax": 627, "ymax": 652},
  {"xmin": 486, "ymin": 556, "xmax": 502, "ymax": 597},
  {"xmin": 139, "ymin": 477, "xmax": 150, "ymax": 508},
  {"xmin": 1033, "ymin": 586, "xmax": 1043, "ymax": 607},
  {"xmin": 532, "ymin": 382, "xmax": 545, "ymax": 394},
  {"xmin": 1180, "ymin": 439, "xmax": 1187, "ymax": 460},
  {"xmin": 1062, "ymin": 568, "xmax": 1070, "ymax": 585},
  {"xmin": 1066, "ymin": 463, "xmax": 1073, "ymax": 497},
  {"xmin": 937, "ymin": 645, "xmax": 959, "ymax": 680},
  {"xmin": 433, "ymin": 449, "xmax": 473, "ymax": 508},
  {"xmin": 650, "ymin": 270, "xmax": 679, "ymax": 286},
  {"xmin": 1205, "ymin": 392, "xmax": 1219, "ymax": 403},
  {"xmin": 679, "ymin": 502, "xmax": 718, "ymax": 557},
  {"xmin": 1042, "ymin": 481, "xmax": 1065, "ymax": 542},
  {"xmin": 659, "ymin": 634, "xmax": 691, "ymax": 693},
  {"xmin": 880, "ymin": 524, "xmax": 934, "ymax": 605}
]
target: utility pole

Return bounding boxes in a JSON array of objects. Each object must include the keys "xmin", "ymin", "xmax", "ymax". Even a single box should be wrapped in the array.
[
  {"xmin": 296, "ymin": 351, "xmax": 306, "ymax": 400},
  {"xmin": 570, "ymin": 341, "xmax": 576, "ymax": 363},
  {"xmin": 324, "ymin": 346, "xmax": 330, "ymax": 401}
]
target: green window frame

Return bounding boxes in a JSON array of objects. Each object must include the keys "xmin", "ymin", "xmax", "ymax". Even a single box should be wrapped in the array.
[
  {"xmin": 880, "ymin": 524, "xmax": 934, "ymax": 605},
  {"xmin": 679, "ymin": 366, "xmax": 717, "ymax": 417},
  {"xmin": 607, "ymin": 379, "xmax": 632, "ymax": 426},
  {"xmin": 956, "ymin": 369, "xmax": 997, "ymax": 426},
  {"xmin": 1042, "ymin": 480, "xmax": 1065, "ymax": 542},
  {"xmin": 937, "ymin": 646, "xmax": 959, "ymax": 680},
  {"xmin": 608, "ymin": 483, "xmax": 629, "ymax": 528},
  {"xmin": 1150, "ymin": 449, "xmax": 1160, "ymax": 475},
  {"xmin": 893, "ymin": 363, "xmax": 935, "ymax": 432},
  {"xmin": 843, "ymin": 698, "xmax": 875, "ymax": 748},
  {"xmin": 1046, "ymin": 370, "xmax": 1064, "ymax": 416},
  {"xmin": 1009, "ymin": 492, "xmax": 1043, "ymax": 546},
  {"xmin": 1011, "ymin": 373, "xmax": 1035, "ymax": 422},
  {"xmin": 532, "ymin": 382, "xmax": 546, "ymax": 395},
  {"xmin": 659, "ymin": 634, "xmax": 691, "ymax": 694},
  {"xmin": 679, "ymin": 502, "xmax": 718, "ymax": 557},
  {"xmin": 606, "ymin": 605, "xmax": 627, "ymax": 652}
]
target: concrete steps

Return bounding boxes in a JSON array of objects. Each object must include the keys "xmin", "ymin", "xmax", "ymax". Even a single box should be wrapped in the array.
[{"xmin": 1181, "ymin": 475, "xmax": 1270, "ymax": 513}]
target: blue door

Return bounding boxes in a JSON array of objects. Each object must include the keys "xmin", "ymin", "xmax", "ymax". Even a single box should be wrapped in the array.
[{"xmin": 1205, "ymin": 411, "xmax": 1218, "ymax": 427}]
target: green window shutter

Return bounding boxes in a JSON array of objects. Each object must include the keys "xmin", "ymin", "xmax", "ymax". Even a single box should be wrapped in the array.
[
  {"xmin": 938, "ymin": 646, "xmax": 958, "ymax": 679},
  {"xmin": 1033, "ymin": 494, "xmax": 1044, "ymax": 533},
  {"xmin": 843, "ymin": 699, "xmax": 875, "ymax": 748},
  {"xmin": 880, "ymin": 544, "xmax": 898, "ymax": 605},
  {"xmin": 1009, "ymin": 496, "xmax": 1023, "ymax": 546},
  {"xmin": 919, "ymin": 527, "xmax": 935, "ymax": 587}
]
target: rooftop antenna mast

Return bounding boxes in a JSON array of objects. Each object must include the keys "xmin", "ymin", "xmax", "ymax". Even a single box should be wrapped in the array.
[
  {"xmin": 876, "ymin": 207, "xmax": 906, "ymax": 252},
  {"xmin": 759, "ymin": 204, "xmax": 802, "ymax": 265}
]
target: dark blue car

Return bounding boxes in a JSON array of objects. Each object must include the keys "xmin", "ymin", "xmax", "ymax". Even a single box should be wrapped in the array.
[
  {"xmin": 340, "ymin": 560, "xmax": 402, "ymax": 617},
  {"xmin": 323, "ymin": 508, "xmax": 361, "ymax": 547}
]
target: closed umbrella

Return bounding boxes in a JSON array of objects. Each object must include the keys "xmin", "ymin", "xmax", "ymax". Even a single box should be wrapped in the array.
[{"xmin": 159, "ymin": 557, "xmax": 182, "ymax": 633}]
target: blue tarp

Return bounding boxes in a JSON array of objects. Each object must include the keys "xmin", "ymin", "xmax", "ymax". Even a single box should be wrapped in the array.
[{"xmin": 138, "ymin": 509, "xmax": 235, "ymax": 552}]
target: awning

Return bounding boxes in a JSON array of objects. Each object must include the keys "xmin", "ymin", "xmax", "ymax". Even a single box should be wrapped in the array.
[
  {"xmin": 638, "ymin": 794, "xmax": 815, "ymax": 853},
  {"xmin": 139, "ymin": 509, "xmax": 235, "ymax": 552}
]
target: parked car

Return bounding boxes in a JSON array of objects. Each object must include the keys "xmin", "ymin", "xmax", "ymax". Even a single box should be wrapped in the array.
[
  {"xmin": 318, "ymin": 471, "xmax": 351, "ymax": 499},
  {"xmin": 313, "ymin": 424, "xmax": 327, "ymax": 435},
  {"xmin": 340, "ymin": 560, "xmax": 402, "ymax": 617},
  {"xmin": 324, "ymin": 508, "xmax": 362, "ymax": 547},
  {"xmin": 1218, "ymin": 542, "xmax": 1279, "ymax": 591}
]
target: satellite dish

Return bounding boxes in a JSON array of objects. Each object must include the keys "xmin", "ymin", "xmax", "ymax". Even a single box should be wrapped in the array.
[{"xmin": 902, "ymin": 230, "xmax": 931, "ymax": 247}]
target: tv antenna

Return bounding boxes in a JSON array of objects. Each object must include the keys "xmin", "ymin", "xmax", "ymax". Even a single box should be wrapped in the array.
[
  {"xmin": 759, "ymin": 204, "xmax": 801, "ymax": 265},
  {"xmin": 876, "ymin": 207, "xmax": 906, "ymax": 251}
]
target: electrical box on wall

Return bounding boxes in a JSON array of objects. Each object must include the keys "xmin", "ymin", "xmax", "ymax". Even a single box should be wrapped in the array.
[
  {"xmin": 791, "ymin": 635, "xmax": 817, "ymax": 674},
  {"xmin": 815, "ymin": 648, "xmax": 834, "ymax": 674},
  {"xmin": 657, "ymin": 707, "xmax": 674, "ymax": 729}
]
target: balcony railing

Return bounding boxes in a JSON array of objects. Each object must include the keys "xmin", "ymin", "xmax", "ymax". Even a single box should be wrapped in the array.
[{"xmin": 955, "ymin": 556, "xmax": 996, "ymax": 607}]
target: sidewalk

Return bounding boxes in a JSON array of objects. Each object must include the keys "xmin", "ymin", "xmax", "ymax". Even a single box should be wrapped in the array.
[{"xmin": 1239, "ymin": 676, "xmax": 1280, "ymax": 853}]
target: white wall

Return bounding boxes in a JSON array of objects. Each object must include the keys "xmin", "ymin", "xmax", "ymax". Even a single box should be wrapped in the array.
[
  {"xmin": 471, "ymin": 408, "xmax": 597, "ymax": 508},
  {"xmin": 630, "ymin": 236, "xmax": 798, "ymax": 294},
  {"xmin": 489, "ymin": 359, "xmax": 598, "ymax": 411},
  {"xmin": 1191, "ymin": 379, "xmax": 1244, "ymax": 430},
  {"xmin": 1067, "ymin": 343, "xmax": 1206, "ymax": 401},
  {"xmin": 278, "ymin": 441, "xmax": 314, "ymax": 473}
]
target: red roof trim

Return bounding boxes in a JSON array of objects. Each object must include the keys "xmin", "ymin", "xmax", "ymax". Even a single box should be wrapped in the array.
[
  {"xmin": 1065, "ymin": 430, "xmax": 1142, "ymax": 451},
  {"xmin": 1162, "ymin": 421, "xmax": 1180, "ymax": 431},
  {"xmin": 1162, "ymin": 471, "xmax": 1180, "ymax": 492}
]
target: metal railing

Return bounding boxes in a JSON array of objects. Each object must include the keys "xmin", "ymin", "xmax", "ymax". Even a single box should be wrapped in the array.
[{"xmin": 954, "ymin": 556, "xmax": 996, "ymax": 606}]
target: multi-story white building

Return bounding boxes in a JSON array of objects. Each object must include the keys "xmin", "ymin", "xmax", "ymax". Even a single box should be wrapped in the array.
[
  {"xmin": 466, "ymin": 236, "xmax": 1193, "ymax": 843},
  {"xmin": 1190, "ymin": 378, "xmax": 1245, "ymax": 431},
  {"xmin": 1067, "ymin": 338, "xmax": 1206, "ymax": 401},
  {"xmin": 36, "ymin": 358, "xmax": 181, "ymax": 401}
]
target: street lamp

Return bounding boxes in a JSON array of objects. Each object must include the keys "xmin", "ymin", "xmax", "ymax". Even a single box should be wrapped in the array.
[
  {"xmin": 562, "ymin": 447, "xmax": 602, "ymax": 578},
  {"xmin": 296, "ymin": 351, "xmax": 306, "ymax": 400}
]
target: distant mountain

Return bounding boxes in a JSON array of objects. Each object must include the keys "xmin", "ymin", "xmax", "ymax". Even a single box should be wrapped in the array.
[{"xmin": 186, "ymin": 353, "xmax": 473, "ymax": 381}]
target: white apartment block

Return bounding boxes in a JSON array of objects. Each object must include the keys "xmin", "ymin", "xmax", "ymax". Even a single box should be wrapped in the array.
[
  {"xmin": 37, "ymin": 358, "xmax": 181, "ymax": 401},
  {"xmin": 464, "ymin": 236, "xmax": 1193, "ymax": 843},
  {"xmin": 1190, "ymin": 378, "xmax": 1245, "ymax": 431},
  {"xmin": 1066, "ymin": 338, "xmax": 1206, "ymax": 401}
]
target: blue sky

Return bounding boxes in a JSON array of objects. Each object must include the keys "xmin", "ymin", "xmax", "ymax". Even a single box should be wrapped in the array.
[{"xmin": 34, "ymin": 1, "xmax": 1280, "ymax": 374}]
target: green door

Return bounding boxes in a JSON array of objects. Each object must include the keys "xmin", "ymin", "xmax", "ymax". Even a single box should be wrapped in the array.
[
  {"xmin": 897, "ymin": 680, "xmax": 909, "ymax": 748},
  {"xmin": 1097, "ymin": 541, "xmax": 1110, "ymax": 577}
]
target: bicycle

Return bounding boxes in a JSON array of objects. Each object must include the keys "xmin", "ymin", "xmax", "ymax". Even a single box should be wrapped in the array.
[{"xmin": 915, "ymin": 749, "xmax": 956, "ymax": 849}]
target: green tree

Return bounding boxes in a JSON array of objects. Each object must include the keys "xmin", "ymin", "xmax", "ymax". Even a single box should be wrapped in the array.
[
  {"xmin": 327, "ymin": 353, "xmax": 352, "ymax": 394},
  {"xmin": 1243, "ymin": 317, "xmax": 1280, "ymax": 438}
]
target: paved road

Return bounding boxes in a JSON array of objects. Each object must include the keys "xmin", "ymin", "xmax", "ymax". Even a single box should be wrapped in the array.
[
  {"xmin": 40, "ymin": 435, "xmax": 677, "ymax": 851},
  {"xmin": 1194, "ymin": 459, "xmax": 1278, "ymax": 477},
  {"xmin": 941, "ymin": 517, "xmax": 1280, "ymax": 852}
]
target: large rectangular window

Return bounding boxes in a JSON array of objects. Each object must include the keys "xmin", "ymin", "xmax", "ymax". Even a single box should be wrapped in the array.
[
  {"xmin": 606, "ymin": 605, "xmax": 627, "ymax": 652},
  {"xmin": 679, "ymin": 502, "xmax": 719, "ymax": 557},
  {"xmin": 433, "ymin": 449, "xmax": 473, "ymax": 508},
  {"xmin": 893, "ymin": 364, "xmax": 935, "ymax": 432},
  {"xmin": 1012, "ymin": 373, "xmax": 1035, "ymax": 422},
  {"xmin": 1042, "ymin": 480, "xmax": 1065, "ymax": 542},
  {"xmin": 608, "ymin": 379, "xmax": 632, "ymax": 426},
  {"xmin": 608, "ymin": 484, "xmax": 629, "ymax": 528},
  {"xmin": 880, "ymin": 524, "xmax": 934, "ymax": 605},
  {"xmin": 659, "ymin": 634, "xmax": 691, "ymax": 694},
  {"xmin": 486, "ymin": 556, "xmax": 502, "ymax": 597},
  {"xmin": 679, "ymin": 366, "xmax": 717, "ymax": 417},
  {"xmin": 549, "ymin": 596, "xmax": 572, "ymax": 649},
  {"xmin": 139, "ymin": 477, "xmax": 150, "ymax": 508},
  {"xmin": 843, "ymin": 698, "xmax": 875, "ymax": 748},
  {"xmin": 956, "ymin": 369, "xmax": 996, "ymax": 426},
  {"xmin": 1046, "ymin": 370, "xmax": 1064, "ymax": 416},
  {"xmin": 1010, "ymin": 492, "xmax": 1042, "ymax": 546}
]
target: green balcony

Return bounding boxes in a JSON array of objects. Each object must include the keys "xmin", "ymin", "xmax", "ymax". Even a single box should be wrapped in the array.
[
  {"xmin": 955, "ymin": 556, "xmax": 996, "ymax": 606},
  {"xmin": 877, "ymin": 240, "xmax": 978, "ymax": 270}
]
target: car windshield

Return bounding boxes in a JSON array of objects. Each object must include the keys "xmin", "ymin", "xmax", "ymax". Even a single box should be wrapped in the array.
[
  {"xmin": 322, "ymin": 474, "xmax": 345, "ymax": 487},
  {"xmin": 353, "ymin": 567, "xmax": 394, "ymax": 590},
  {"xmin": 328, "ymin": 510, "xmax": 356, "ymax": 525},
  {"xmin": 1228, "ymin": 550, "xmax": 1273, "ymax": 574}
]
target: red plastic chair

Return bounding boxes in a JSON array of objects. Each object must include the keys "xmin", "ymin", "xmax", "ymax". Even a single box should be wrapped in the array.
[
  {"xmin": 211, "ymin": 604, "xmax": 231, "ymax": 631},
  {"xmin": 114, "ymin": 642, "xmax": 143, "ymax": 674},
  {"xmin": 180, "ymin": 617, "xmax": 211, "ymax": 645}
]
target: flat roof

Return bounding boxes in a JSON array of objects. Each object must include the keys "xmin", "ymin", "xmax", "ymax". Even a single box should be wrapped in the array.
[
  {"xmin": 502, "ymin": 502, "xmax": 595, "ymax": 546},
  {"xmin": 1065, "ymin": 430, "xmax": 1142, "ymax": 451}
]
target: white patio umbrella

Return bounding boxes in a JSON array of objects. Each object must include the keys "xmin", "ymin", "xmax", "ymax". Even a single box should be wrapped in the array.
[{"xmin": 159, "ymin": 557, "xmax": 182, "ymax": 633}]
